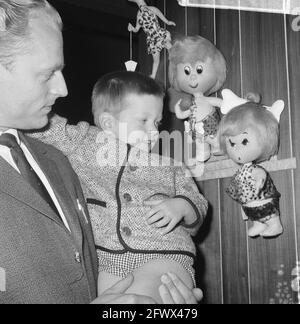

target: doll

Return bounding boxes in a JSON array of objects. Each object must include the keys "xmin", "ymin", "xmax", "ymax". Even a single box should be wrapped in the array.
[
  {"xmin": 128, "ymin": 0, "xmax": 176, "ymax": 79},
  {"xmin": 168, "ymin": 36, "xmax": 227, "ymax": 162},
  {"xmin": 218, "ymin": 89, "xmax": 285, "ymax": 238}
]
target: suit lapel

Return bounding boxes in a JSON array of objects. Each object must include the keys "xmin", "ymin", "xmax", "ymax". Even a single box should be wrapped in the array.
[
  {"xmin": 0, "ymin": 133, "xmax": 83, "ymax": 248},
  {"xmin": 20, "ymin": 133, "xmax": 84, "ymax": 247}
]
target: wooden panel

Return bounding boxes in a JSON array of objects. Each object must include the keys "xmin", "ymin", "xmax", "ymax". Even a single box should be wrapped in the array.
[
  {"xmin": 217, "ymin": 9, "xmax": 250, "ymax": 304},
  {"xmin": 286, "ymin": 15, "xmax": 300, "ymax": 304},
  {"xmin": 196, "ymin": 180, "xmax": 223, "ymax": 304},
  {"xmin": 190, "ymin": 8, "xmax": 223, "ymax": 304},
  {"xmin": 241, "ymin": 12, "xmax": 297, "ymax": 304}
]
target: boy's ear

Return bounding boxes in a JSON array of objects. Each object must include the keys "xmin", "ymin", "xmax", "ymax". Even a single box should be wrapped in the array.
[{"xmin": 98, "ymin": 112, "xmax": 116, "ymax": 132}]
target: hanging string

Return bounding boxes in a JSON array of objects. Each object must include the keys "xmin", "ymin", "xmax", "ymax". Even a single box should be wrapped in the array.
[
  {"xmin": 125, "ymin": 30, "xmax": 137, "ymax": 72},
  {"xmin": 130, "ymin": 30, "xmax": 133, "ymax": 61}
]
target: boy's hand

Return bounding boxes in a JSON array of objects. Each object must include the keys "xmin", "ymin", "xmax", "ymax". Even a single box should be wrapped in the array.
[{"xmin": 145, "ymin": 198, "xmax": 191, "ymax": 235}]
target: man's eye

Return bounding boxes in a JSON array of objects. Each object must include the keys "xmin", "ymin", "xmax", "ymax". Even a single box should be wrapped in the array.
[
  {"xmin": 184, "ymin": 66, "xmax": 191, "ymax": 75},
  {"xmin": 242, "ymin": 139, "xmax": 249, "ymax": 146},
  {"xmin": 45, "ymin": 72, "xmax": 55, "ymax": 81}
]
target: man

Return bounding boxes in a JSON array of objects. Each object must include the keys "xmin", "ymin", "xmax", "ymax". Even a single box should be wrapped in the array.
[{"xmin": 0, "ymin": 0, "xmax": 203, "ymax": 304}]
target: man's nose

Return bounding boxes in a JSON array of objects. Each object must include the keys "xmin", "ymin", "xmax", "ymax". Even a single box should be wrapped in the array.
[{"xmin": 50, "ymin": 71, "xmax": 68, "ymax": 98}]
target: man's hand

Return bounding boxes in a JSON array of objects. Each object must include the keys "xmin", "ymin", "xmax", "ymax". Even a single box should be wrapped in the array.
[
  {"xmin": 91, "ymin": 274, "xmax": 156, "ymax": 304},
  {"xmin": 160, "ymin": 272, "xmax": 203, "ymax": 304},
  {"xmin": 92, "ymin": 272, "xmax": 203, "ymax": 304}
]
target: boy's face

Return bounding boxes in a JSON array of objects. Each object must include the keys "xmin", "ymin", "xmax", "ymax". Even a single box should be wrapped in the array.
[{"xmin": 114, "ymin": 93, "xmax": 163, "ymax": 150}]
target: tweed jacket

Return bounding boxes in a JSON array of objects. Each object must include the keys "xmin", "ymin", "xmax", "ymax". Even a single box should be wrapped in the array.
[
  {"xmin": 0, "ymin": 134, "xmax": 98, "ymax": 304},
  {"xmin": 29, "ymin": 115, "xmax": 208, "ymax": 258}
]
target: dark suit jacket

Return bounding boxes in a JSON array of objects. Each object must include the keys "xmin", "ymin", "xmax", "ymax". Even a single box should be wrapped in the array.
[{"xmin": 0, "ymin": 133, "xmax": 98, "ymax": 304}]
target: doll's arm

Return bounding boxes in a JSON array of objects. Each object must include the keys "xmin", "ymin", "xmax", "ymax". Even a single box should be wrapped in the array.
[
  {"xmin": 128, "ymin": 12, "xmax": 141, "ymax": 33},
  {"xmin": 206, "ymin": 97, "xmax": 223, "ymax": 108},
  {"xmin": 175, "ymin": 100, "xmax": 192, "ymax": 120},
  {"xmin": 252, "ymin": 167, "xmax": 267, "ymax": 192},
  {"xmin": 148, "ymin": 6, "xmax": 176, "ymax": 26}
]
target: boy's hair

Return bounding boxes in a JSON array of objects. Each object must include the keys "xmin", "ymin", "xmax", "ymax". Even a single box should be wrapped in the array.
[
  {"xmin": 218, "ymin": 102, "xmax": 280, "ymax": 163},
  {"xmin": 0, "ymin": 0, "xmax": 62, "ymax": 69},
  {"xmin": 92, "ymin": 71, "xmax": 165, "ymax": 125},
  {"xmin": 168, "ymin": 35, "xmax": 227, "ymax": 95}
]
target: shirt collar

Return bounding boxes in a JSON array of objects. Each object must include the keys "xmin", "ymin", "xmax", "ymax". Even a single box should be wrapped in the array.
[{"xmin": 0, "ymin": 129, "xmax": 21, "ymax": 145}]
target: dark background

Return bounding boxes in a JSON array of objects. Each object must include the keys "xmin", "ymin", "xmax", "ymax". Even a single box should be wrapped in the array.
[{"xmin": 48, "ymin": 0, "xmax": 158, "ymax": 124}]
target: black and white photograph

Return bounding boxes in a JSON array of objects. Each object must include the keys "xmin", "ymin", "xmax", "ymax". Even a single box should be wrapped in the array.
[{"xmin": 0, "ymin": 0, "xmax": 299, "ymax": 306}]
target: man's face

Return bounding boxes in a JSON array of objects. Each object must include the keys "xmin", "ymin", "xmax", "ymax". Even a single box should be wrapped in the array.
[{"xmin": 0, "ymin": 16, "xmax": 68, "ymax": 130}]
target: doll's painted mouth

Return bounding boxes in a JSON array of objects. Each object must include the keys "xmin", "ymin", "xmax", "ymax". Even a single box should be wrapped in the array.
[{"xmin": 189, "ymin": 84, "xmax": 199, "ymax": 89}]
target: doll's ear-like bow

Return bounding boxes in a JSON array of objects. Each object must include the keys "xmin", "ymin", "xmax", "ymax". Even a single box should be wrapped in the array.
[
  {"xmin": 220, "ymin": 89, "xmax": 248, "ymax": 115},
  {"xmin": 265, "ymin": 100, "xmax": 285, "ymax": 123},
  {"xmin": 221, "ymin": 88, "xmax": 285, "ymax": 122}
]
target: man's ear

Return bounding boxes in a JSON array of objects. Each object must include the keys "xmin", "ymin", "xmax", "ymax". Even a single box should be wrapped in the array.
[{"xmin": 98, "ymin": 112, "xmax": 116, "ymax": 132}]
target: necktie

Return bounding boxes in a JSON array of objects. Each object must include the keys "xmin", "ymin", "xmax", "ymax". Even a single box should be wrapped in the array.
[{"xmin": 0, "ymin": 133, "xmax": 59, "ymax": 216}]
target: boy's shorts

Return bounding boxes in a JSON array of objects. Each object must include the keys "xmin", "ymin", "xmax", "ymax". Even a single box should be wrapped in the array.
[{"xmin": 96, "ymin": 249, "xmax": 196, "ymax": 287}]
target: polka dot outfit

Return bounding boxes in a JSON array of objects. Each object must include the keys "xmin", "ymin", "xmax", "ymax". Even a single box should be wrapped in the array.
[
  {"xmin": 226, "ymin": 163, "xmax": 281, "ymax": 221},
  {"xmin": 137, "ymin": 6, "xmax": 171, "ymax": 55}
]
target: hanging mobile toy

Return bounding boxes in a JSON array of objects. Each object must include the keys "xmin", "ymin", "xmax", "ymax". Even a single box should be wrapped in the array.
[
  {"xmin": 219, "ymin": 89, "xmax": 284, "ymax": 238},
  {"xmin": 125, "ymin": 30, "xmax": 138, "ymax": 72},
  {"xmin": 128, "ymin": 0, "xmax": 176, "ymax": 79}
]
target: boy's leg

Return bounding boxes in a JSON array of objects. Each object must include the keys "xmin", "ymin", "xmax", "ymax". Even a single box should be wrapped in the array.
[
  {"xmin": 98, "ymin": 271, "xmax": 124, "ymax": 296},
  {"xmin": 126, "ymin": 258, "xmax": 194, "ymax": 304}
]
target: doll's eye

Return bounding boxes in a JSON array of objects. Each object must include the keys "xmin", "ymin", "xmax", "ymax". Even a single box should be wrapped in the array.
[
  {"xmin": 229, "ymin": 139, "xmax": 236, "ymax": 147},
  {"xmin": 196, "ymin": 65, "xmax": 203, "ymax": 74},
  {"xmin": 184, "ymin": 66, "xmax": 192, "ymax": 75},
  {"xmin": 242, "ymin": 138, "xmax": 249, "ymax": 146}
]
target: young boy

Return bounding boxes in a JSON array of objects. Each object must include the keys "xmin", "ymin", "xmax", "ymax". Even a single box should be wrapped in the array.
[{"xmin": 29, "ymin": 71, "xmax": 208, "ymax": 303}]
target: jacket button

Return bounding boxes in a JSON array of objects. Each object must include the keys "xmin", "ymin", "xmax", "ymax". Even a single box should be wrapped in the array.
[
  {"xmin": 75, "ymin": 252, "xmax": 81, "ymax": 263},
  {"xmin": 129, "ymin": 165, "xmax": 138, "ymax": 172},
  {"xmin": 122, "ymin": 227, "xmax": 132, "ymax": 236},
  {"xmin": 123, "ymin": 193, "xmax": 132, "ymax": 202}
]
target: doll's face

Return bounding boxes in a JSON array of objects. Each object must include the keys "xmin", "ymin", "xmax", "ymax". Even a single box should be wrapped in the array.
[
  {"xmin": 225, "ymin": 128, "xmax": 263, "ymax": 164},
  {"xmin": 175, "ymin": 59, "xmax": 218, "ymax": 95}
]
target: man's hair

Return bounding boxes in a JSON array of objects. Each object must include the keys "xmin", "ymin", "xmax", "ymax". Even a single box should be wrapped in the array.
[
  {"xmin": 168, "ymin": 35, "xmax": 227, "ymax": 95},
  {"xmin": 0, "ymin": 0, "xmax": 62, "ymax": 68},
  {"xmin": 92, "ymin": 71, "xmax": 165, "ymax": 125},
  {"xmin": 218, "ymin": 102, "xmax": 280, "ymax": 163}
]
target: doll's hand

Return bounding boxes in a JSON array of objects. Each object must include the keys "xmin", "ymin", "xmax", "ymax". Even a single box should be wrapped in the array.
[
  {"xmin": 167, "ymin": 20, "xmax": 176, "ymax": 26},
  {"xmin": 145, "ymin": 198, "xmax": 189, "ymax": 235},
  {"xmin": 128, "ymin": 23, "xmax": 136, "ymax": 32}
]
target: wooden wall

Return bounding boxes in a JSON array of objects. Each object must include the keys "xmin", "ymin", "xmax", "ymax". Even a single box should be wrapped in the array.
[{"xmin": 149, "ymin": 0, "xmax": 300, "ymax": 304}]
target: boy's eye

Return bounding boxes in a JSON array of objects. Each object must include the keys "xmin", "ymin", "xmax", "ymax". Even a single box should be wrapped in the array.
[
  {"xmin": 196, "ymin": 65, "xmax": 203, "ymax": 74},
  {"xmin": 229, "ymin": 139, "xmax": 236, "ymax": 147},
  {"xmin": 184, "ymin": 66, "xmax": 191, "ymax": 76},
  {"xmin": 242, "ymin": 138, "xmax": 249, "ymax": 146}
]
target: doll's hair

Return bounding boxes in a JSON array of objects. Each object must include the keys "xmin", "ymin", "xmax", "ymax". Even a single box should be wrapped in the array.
[
  {"xmin": 168, "ymin": 35, "xmax": 227, "ymax": 95},
  {"xmin": 92, "ymin": 71, "xmax": 165, "ymax": 125},
  {"xmin": 218, "ymin": 102, "xmax": 280, "ymax": 163}
]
